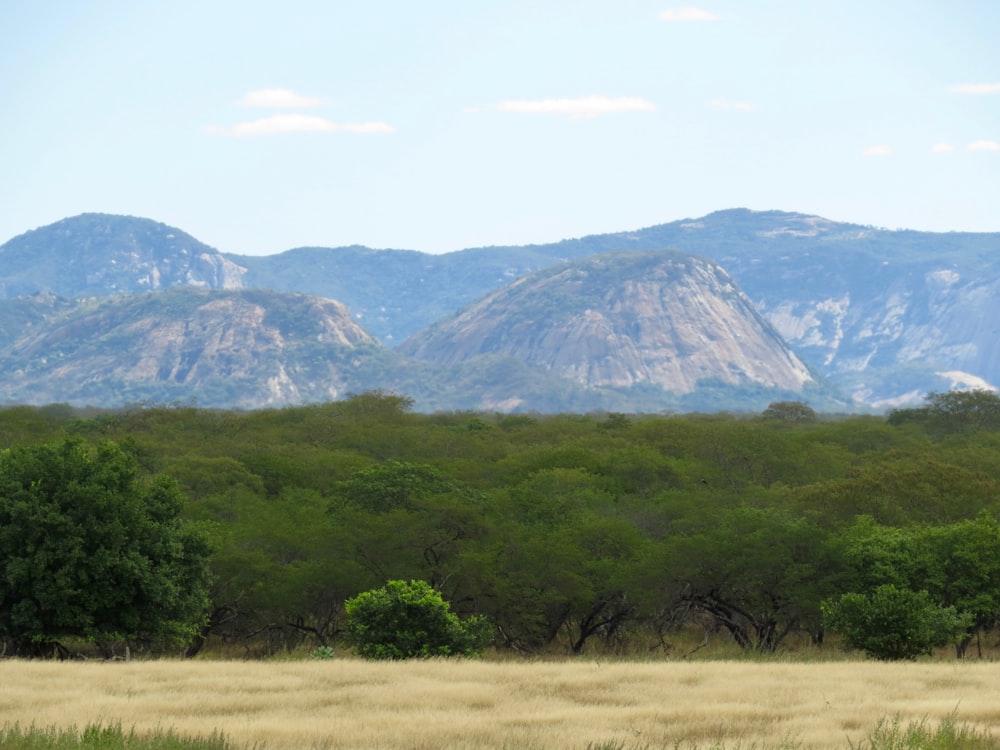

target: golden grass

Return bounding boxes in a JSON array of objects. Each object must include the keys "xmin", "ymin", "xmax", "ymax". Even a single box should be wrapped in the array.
[{"xmin": 1, "ymin": 658, "xmax": 998, "ymax": 749}]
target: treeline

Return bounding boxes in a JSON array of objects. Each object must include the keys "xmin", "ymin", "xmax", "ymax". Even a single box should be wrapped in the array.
[{"xmin": 2, "ymin": 390, "xmax": 1000, "ymax": 658}]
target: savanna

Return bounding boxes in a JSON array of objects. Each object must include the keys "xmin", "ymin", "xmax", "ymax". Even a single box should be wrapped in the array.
[{"xmin": 3, "ymin": 658, "xmax": 999, "ymax": 749}]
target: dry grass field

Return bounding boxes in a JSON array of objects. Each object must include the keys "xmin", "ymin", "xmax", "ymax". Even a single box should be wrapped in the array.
[{"xmin": 1, "ymin": 658, "xmax": 998, "ymax": 749}]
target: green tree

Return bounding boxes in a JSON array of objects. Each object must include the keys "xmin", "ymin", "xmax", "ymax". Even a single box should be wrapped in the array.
[
  {"xmin": 344, "ymin": 579, "xmax": 491, "ymax": 659},
  {"xmin": 924, "ymin": 389, "xmax": 1000, "ymax": 434},
  {"xmin": 836, "ymin": 513, "xmax": 1000, "ymax": 658},
  {"xmin": 664, "ymin": 504, "xmax": 840, "ymax": 651},
  {"xmin": 761, "ymin": 400, "xmax": 818, "ymax": 423},
  {"xmin": 822, "ymin": 584, "xmax": 971, "ymax": 660},
  {"xmin": 918, "ymin": 513, "xmax": 1000, "ymax": 658},
  {"xmin": 0, "ymin": 439, "xmax": 211, "ymax": 657},
  {"xmin": 329, "ymin": 460, "xmax": 461, "ymax": 513},
  {"xmin": 465, "ymin": 466, "xmax": 652, "ymax": 654},
  {"xmin": 889, "ymin": 389, "xmax": 1000, "ymax": 435}
]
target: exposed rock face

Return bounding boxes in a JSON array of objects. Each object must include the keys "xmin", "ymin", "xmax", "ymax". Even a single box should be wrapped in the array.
[
  {"xmin": 0, "ymin": 213, "xmax": 247, "ymax": 298},
  {"xmin": 399, "ymin": 251, "xmax": 814, "ymax": 395},
  {"xmin": 762, "ymin": 268, "xmax": 1000, "ymax": 407},
  {"xmin": 3, "ymin": 288, "xmax": 379, "ymax": 408},
  {"xmin": 8, "ymin": 208, "xmax": 997, "ymax": 411}
]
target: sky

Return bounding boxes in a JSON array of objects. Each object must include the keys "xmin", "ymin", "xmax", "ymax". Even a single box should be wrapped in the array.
[{"xmin": 1, "ymin": 1, "xmax": 998, "ymax": 256}]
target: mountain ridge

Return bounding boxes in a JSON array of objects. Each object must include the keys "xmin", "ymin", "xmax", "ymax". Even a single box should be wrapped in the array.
[{"xmin": 1, "ymin": 209, "xmax": 997, "ymax": 411}]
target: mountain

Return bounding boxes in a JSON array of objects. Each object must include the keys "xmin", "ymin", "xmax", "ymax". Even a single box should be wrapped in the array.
[
  {"xmin": 399, "ymin": 251, "xmax": 815, "ymax": 399},
  {"xmin": 0, "ymin": 260, "xmax": 824, "ymax": 414},
  {"xmin": 231, "ymin": 209, "xmax": 1000, "ymax": 407},
  {"xmin": 635, "ymin": 211, "xmax": 1000, "ymax": 407},
  {"xmin": 0, "ymin": 288, "xmax": 383, "ymax": 409},
  {"xmin": 2, "ymin": 209, "xmax": 999, "ymax": 410},
  {"xmin": 246, "ymin": 209, "xmax": 1000, "ymax": 409},
  {"xmin": 0, "ymin": 214, "xmax": 245, "ymax": 298}
]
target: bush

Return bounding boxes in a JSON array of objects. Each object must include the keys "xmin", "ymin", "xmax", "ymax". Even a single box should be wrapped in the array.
[
  {"xmin": 822, "ymin": 585, "xmax": 971, "ymax": 661},
  {"xmin": 344, "ymin": 579, "xmax": 492, "ymax": 659}
]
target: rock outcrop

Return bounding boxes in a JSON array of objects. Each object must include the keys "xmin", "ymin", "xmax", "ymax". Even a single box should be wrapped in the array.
[
  {"xmin": 399, "ymin": 251, "xmax": 814, "ymax": 396},
  {"xmin": 0, "ymin": 213, "xmax": 247, "ymax": 298},
  {"xmin": 2, "ymin": 288, "xmax": 379, "ymax": 408}
]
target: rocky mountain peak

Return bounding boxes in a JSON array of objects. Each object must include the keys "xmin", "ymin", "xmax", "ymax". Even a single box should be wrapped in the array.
[
  {"xmin": 399, "ymin": 251, "xmax": 814, "ymax": 396},
  {"xmin": 0, "ymin": 213, "xmax": 247, "ymax": 298}
]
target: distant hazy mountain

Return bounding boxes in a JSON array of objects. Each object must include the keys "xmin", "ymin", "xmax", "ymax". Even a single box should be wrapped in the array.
[
  {"xmin": 399, "ymin": 251, "xmax": 815, "ymax": 398},
  {"xmin": 2, "ymin": 209, "xmax": 998, "ymax": 410},
  {"xmin": 0, "ymin": 259, "xmax": 825, "ymax": 413},
  {"xmin": 226, "ymin": 210, "xmax": 1000, "ymax": 407},
  {"xmin": 0, "ymin": 214, "xmax": 245, "ymax": 297},
  {"xmin": 0, "ymin": 288, "xmax": 383, "ymax": 408}
]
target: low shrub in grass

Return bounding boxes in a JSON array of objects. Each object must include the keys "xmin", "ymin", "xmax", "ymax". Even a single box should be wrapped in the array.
[
  {"xmin": 850, "ymin": 712, "xmax": 1000, "ymax": 750},
  {"xmin": 345, "ymin": 579, "xmax": 492, "ymax": 659},
  {"xmin": 0, "ymin": 722, "xmax": 235, "ymax": 750}
]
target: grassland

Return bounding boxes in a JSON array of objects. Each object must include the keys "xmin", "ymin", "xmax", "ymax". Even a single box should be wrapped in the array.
[{"xmin": 1, "ymin": 658, "xmax": 998, "ymax": 749}]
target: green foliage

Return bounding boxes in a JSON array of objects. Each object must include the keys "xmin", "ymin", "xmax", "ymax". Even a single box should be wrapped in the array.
[
  {"xmin": 0, "ymin": 438, "xmax": 212, "ymax": 656},
  {"xmin": 2, "ymin": 400, "xmax": 1000, "ymax": 659},
  {"xmin": 851, "ymin": 712, "xmax": 1000, "ymax": 750},
  {"xmin": 760, "ymin": 400, "xmax": 818, "ymax": 423},
  {"xmin": 835, "ymin": 513, "xmax": 1000, "ymax": 656},
  {"xmin": 329, "ymin": 460, "xmax": 462, "ymax": 513},
  {"xmin": 889, "ymin": 389, "xmax": 1000, "ymax": 436},
  {"xmin": 666, "ymin": 504, "xmax": 840, "ymax": 652},
  {"xmin": 311, "ymin": 645, "xmax": 336, "ymax": 660},
  {"xmin": 925, "ymin": 389, "xmax": 1000, "ymax": 433},
  {"xmin": 822, "ymin": 585, "xmax": 972, "ymax": 660},
  {"xmin": 0, "ymin": 722, "xmax": 234, "ymax": 749},
  {"xmin": 345, "ymin": 579, "xmax": 492, "ymax": 659}
]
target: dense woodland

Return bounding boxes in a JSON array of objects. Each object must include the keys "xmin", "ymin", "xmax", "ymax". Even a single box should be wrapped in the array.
[{"xmin": 2, "ymin": 391, "xmax": 999, "ymax": 659}]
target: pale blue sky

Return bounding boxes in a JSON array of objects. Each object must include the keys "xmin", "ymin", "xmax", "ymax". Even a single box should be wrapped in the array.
[{"xmin": 2, "ymin": 1, "xmax": 997, "ymax": 255}]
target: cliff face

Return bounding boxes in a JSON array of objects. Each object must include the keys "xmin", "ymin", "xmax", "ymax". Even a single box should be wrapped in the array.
[
  {"xmin": 399, "ymin": 251, "xmax": 814, "ymax": 396},
  {"xmin": 761, "ymin": 267, "xmax": 1000, "ymax": 407}
]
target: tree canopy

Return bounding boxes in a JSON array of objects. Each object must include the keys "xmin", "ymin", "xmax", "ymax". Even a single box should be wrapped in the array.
[
  {"xmin": 0, "ymin": 438, "xmax": 211, "ymax": 657},
  {"xmin": 1, "ymin": 391, "xmax": 999, "ymax": 659}
]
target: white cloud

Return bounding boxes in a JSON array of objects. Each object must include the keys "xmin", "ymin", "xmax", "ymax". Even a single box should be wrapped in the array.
[
  {"xmin": 205, "ymin": 114, "xmax": 394, "ymax": 137},
  {"xmin": 709, "ymin": 99, "xmax": 756, "ymax": 112},
  {"xmin": 493, "ymin": 96, "xmax": 656, "ymax": 118},
  {"xmin": 931, "ymin": 143, "xmax": 956, "ymax": 153},
  {"xmin": 949, "ymin": 83, "xmax": 1000, "ymax": 95},
  {"xmin": 862, "ymin": 145, "xmax": 892, "ymax": 157},
  {"xmin": 968, "ymin": 139, "xmax": 1000, "ymax": 151},
  {"xmin": 660, "ymin": 7, "xmax": 721, "ymax": 21},
  {"xmin": 240, "ymin": 89, "xmax": 323, "ymax": 108}
]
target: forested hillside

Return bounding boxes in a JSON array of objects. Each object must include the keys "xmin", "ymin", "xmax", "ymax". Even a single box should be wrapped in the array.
[{"xmin": 2, "ymin": 392, "xmax": 999, "ymax": 659}]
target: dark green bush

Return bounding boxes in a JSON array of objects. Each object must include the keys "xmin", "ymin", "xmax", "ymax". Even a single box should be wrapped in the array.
[
  {"xmin": 822, "ymin": 585, "xmax": 971, "ymax": 660},
  {"xmin": 345, "ymin": 579, "xmax": 492, "ymax": 659}
]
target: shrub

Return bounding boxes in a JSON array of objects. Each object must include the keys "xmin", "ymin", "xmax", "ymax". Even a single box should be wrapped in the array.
[
  {"xmin": 822, "ymin": 585, "xmax": 971, "ymax": 661},
  {"xmin": 344, "ymin": 579, "xmax": 492, "ymax": 659}
]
